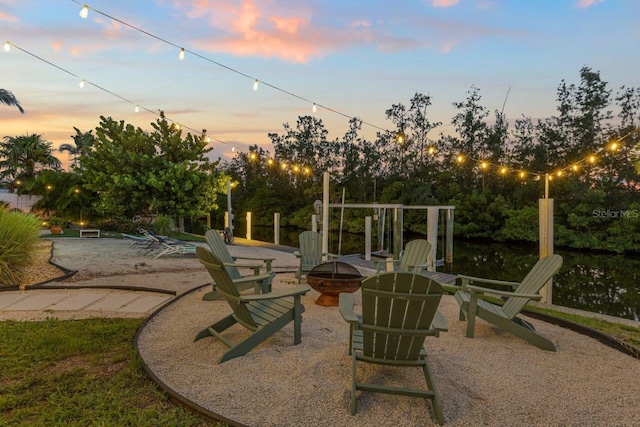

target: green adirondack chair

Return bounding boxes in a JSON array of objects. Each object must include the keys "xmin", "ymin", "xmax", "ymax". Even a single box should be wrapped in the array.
[
  {"xmin": 454, "ymin": 254, "xmax": 563, "ymax": 351},
  {"xmin": 374, "ymin": 239, "xmax": 433, "ymax": 273},
  {"xmin": 293, "ymin": 230, "xmax": 339, "ymax": 283},
  {"xmin": 195, "ymin": 247, "xmax": 310, "ymax": 363},
  {"xmin": 203, "ymin": 229, "xmax": 276, "ymax": 299},
  {"xmin": 339, "ymin": 272, "xmax": 448, "ymax": 424}
]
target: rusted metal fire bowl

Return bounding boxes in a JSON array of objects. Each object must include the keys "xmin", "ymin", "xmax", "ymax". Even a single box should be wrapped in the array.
[{"xmin": 306, "ymin": 261, "xmax": 364, "ymax": 307}]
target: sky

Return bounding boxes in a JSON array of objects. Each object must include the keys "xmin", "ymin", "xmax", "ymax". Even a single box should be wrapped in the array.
[{"xmin": 1, "ymin": 0, "xmax": 639, "ymax": 169}]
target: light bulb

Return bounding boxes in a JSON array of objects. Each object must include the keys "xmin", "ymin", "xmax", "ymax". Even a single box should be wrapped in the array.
[
  {"xmin": 588, "ymin": 155, "xmax": 596, "ymax": 163},
  {"xmin": 557, "ymin": 170, "xmax": 563, "ymax": 177},
  {"xmin": 456, "ymin": 155, "xmax": 464, "ymax": 163},
  {"xmin": 519, "ymin": 171, "xmax": 526, "ymax": 179},
  {"xmin": 572, "ymin": 164, "xmax": 579, "ymax": 172},
  {"xmin": 79, "ymin": 79, "xmax": 85, "ymax": 88},
  {"xmin": 205, "ymin": 136, "xmax": 210, "ymax": 143},
  {"xmin": 427, "ymin": 146, "xmax": 436, "ymax": 155},
  {"xmin": 79, "ymin": 5, "xmax": 89, "ymax": 19},
  {"xmin": 231, "ymin": 147, "xmax": 236, "ymax": 152},
  {"xmin": 480, "ymin": 161, "xmax": 488, "ymax": 170},
  {"xmin": 312, "ymin": 102, "xmax": 317, "ymax": 113},
  {"xmin": 134, "ymin": 105, "xmax": 139, "ymax": 113},
  {"xmin": 500, "ymin": 167, "xmax": 508, "ymax": 174},
  {"xmin": 610, "ymin": 142, "xmax": 619, "ymax": 151},
  {"xmin": 179, "ymin": 48, "xmax": 185, "ymax": 60},
  {"xmin": 3, "ymin": 41, "xmax": 10, "ymax": 52},
  {"xmin": 253, "ymin": 79, "xmax": 259, "ymax": 91},
  {"xmin": 267, "ymin": 159, "xmax": 274, "ymax": 166}
]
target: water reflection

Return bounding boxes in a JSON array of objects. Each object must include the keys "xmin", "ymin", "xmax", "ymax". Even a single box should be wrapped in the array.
[
  {"xmin": 236, "ymin": 226, "xmax": 639, "ymax": 321},
  {"xmin": 450, "ymin": 239, "xmax": 640, "ymax": 321}
]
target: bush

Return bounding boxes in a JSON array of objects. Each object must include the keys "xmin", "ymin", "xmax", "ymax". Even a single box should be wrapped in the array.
[
  {"xmin": 0, "ymin": 209, "xmax": 42, "ymax": 285},
  {"xmin": 152, "ymin": 214, "xmax": 173, "ymax": 236}
]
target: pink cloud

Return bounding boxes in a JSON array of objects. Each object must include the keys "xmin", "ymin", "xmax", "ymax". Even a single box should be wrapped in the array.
[
  {"xmin": 429, "ymin": 0, "xmax": 460, "ymax": 7},
  {"xmin": 576, "ymin": 0, "xmax": 605, "ymax": 8},
  {"xmin": 0, "ymin": 11, "xmax": 18, "ymax": 22}
]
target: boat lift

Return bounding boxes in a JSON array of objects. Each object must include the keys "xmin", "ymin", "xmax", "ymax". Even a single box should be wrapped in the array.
[{"xmin": 318, "ymin": 172, "xmax": 455, "ymax": 271}]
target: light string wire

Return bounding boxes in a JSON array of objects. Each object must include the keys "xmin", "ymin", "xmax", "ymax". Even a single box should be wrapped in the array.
[
  {"xmin": 69, "ymin": 0, "xmax": 390, "ymax": 134},
  {"xmin": 4, "ymin": 41, "xmax": 232, "ymax": 149}
]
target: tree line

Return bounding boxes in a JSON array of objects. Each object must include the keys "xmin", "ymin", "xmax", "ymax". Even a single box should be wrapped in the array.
[{"xmin": 222, "ymin": 67, "xmax": 640, "ymax": 253}]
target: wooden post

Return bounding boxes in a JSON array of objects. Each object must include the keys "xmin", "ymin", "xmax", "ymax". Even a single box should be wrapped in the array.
[
  {"xmin": 274, "ymin": 213, "xmax": 280, "ymax": 245},
  {"xmin": 246, "ymin": 212, "xmax": 252, "ymax": 240},
  {"xmin": 311, "ymin": 214, "xmax": 318, "ymax": 233},
  {"xmin": 539, "ymin": 197, "xmax": 554, "ymax": 305},
  {"xmin": 426, "ymin": 207, "xmax": 439, "ymax": 271},
  {"xmin": 392, "ymin": 207, "xmax": 403, "ymax": 260},
  {"xmin": 365, "ymin": 216, "xmax": 372, "ymax": 261},
  {"xmin": 446, "ymin": 208, "xmax": 454, "ymax": 265},
  {"xmin": 322, "ymin": 172, "xmax": 330, "ymax": 260}
]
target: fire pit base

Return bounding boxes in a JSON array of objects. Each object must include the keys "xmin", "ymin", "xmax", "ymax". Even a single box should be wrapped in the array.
[{"xmin": 306, "ymin": 262, "xmax": 364, "ymax": 307}]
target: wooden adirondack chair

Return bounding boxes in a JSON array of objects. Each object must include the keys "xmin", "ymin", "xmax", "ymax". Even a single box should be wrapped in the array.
[
  {"xmin": 374, "ymin": 239, "xmax": 433, "ymax": 273},
  {"xmin": 339, "ymin": 272, "xmax": 448, "ymax": 424},
  {"xmin": 454, "ymin": 254, "xmax": 563, "ymax": 351},
  {"xmin": 203, "ymin": 229, "xmax": 276, "ymax": 299},
  {"xmin": 195, "ymin": 247, "xmax": 310, "ymax": 363},
  {"xmin": 293, "ymin": 230, "xmax": 339, "ymax": 283}
]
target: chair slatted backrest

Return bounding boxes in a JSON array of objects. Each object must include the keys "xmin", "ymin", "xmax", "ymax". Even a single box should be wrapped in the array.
[
  {"xmin": 205, "ymin": 230, "xmax": 241, "ymax": 281},
  {"xmin": 398, "ymin": 239, "xmax": 432, "ymax": 272},
  {"xmin": 501, "ymin": 254, "xmax": 563, "ymax": 319},
  {"xmin": 196, "ymin": 247, "xmax": 257, "ymax": 330},
  {"xmin": 298, "ymin": 230, "xmax": 323, "ymax": 267},
  {"xmin": 360, "ymin": 272, "xmax": 444, "ymax": 362}
]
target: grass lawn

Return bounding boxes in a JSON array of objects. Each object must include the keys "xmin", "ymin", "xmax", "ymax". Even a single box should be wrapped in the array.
[{"xmin": 0, "ymin": 318, "xmax": 222, "ymax": 426}]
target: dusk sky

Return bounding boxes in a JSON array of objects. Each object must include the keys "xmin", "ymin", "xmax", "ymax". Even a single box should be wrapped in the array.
[{"xmin": 1, "ymin": 0, "xmax": 639, "ymax": 167}]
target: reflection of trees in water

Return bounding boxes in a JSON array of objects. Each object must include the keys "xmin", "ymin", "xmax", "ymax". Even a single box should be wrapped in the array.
[{"xmin": 450, "ymin": 239, "xmax": 639, "ymax": 321}]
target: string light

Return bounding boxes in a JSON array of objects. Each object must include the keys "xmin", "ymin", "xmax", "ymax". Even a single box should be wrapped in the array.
[
  {"xmin": 500, "ymin": 166, "xmax": 508, "ymax": 175},
  {"xmin": 250, "ymin": 153, "xmax": 257, "ymax": 160},
  {"xmin": 79, "ymin": 5, "xmax": 89, "ymax": 19},
  {"xmin": 456, "ymin": 155, "xmax": 465, "ymax": 163},
  {"xmin": 3, "ymin": 41, "xmax": 10, "ymax": 52},
  {"xmin": 134, "ymin": 104, "xmax": 139, "ymax": 112},
  {"xmin": 312, "ymin": 102, "xmax": 317, "ymax": 113},
  {"xmin": 231, "ymin": 147, "xmax": 236, "ymax": 152},
  {"xmin": 427, "ymin": 146, "xmax": 436, "ymax": 155},
  {"xmin": 588, "ymin": 155, "xmax": 596, "ymax": 163},
  {"xmin": 79, "ymin": 79, "xmax": 85, "ymax": 88},
  {"xmin": 178, "ymin": 48, "xmax": 185, "ymax": 61},
  {"xmin": 267, "ymin": 159, "xmax": 274, "ymax": 166},
  {"xmin": 572, "ymin": 164, "xmax": 579, "ymax": 172},
  {"xmin": 253, "ymin": 79, "xmax": 259, "ymax": 91},
  {"xmin": 519, "ymin": 171, "xmax": 527, "ymax": 179},
  {"xmin": 480, "ymin": 161, "xmax": 488, "ymax": 170}
]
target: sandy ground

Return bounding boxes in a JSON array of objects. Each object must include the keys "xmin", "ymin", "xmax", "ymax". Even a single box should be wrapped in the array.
[{"xmin": 11, "ymin": 237, "xmax": 640, "ymax": 426}]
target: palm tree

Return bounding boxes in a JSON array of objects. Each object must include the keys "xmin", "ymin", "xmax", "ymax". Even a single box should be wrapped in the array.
[
  {"xmin": 0, "ymin": 89, "xmax": 24, "ymax": 113},
  {"xmin": 0, "ymin": 134, "xmax": 61, "ymax": 192},
  {"xmin": 59, "ymin": 127, "xmax": 95, "ymax": 171}
]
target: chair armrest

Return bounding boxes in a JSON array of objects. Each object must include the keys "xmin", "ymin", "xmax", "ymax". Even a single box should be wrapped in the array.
[
  {"xmin": 408, "ymin": 262, "xmax": 430, "ymax": 271},
  {"xmin": 231, "ymin": 272, "xmax": 274, "ymax": 286},
  {"xmin": 324, "ymin": 252, "xmax": 340, "ymax": 260},
  {"xmin": 431, "ymin": 310, "xmax": 448, "ymax": 333},
  {"xmin": 241, "ymin": 285, "xmax": 310, "ymax": 301},
  {"xmin": 293, "ymin": 251, "xmax": 302, "ymax": 258},
  {"xmin": 458, "ymin": 274, "xmax": 520, "ymax": 290},
  {"xmin": 372, "ymin": 259, "xmax": 399, "ymax": 272},
  {"xmin": 233, "ymin": 256, "xmax": 275, "ymax": 270},
  {"xmin": 466, "ymin": 284, "xmax": 543, "ymax": 301},
  {"xmin": 338, "ymin": 293, "xmax": 358, "ymax": 324}
]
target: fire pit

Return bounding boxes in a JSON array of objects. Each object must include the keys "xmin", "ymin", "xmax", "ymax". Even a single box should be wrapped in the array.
[{"xmin": 306, "ymin": 261, "xmax": 364, "ymax": 306}]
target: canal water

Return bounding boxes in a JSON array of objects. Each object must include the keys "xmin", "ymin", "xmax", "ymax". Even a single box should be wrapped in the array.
[{"xmin": 237, "ymin": 226, "xmax": 639, "ymax": 321}]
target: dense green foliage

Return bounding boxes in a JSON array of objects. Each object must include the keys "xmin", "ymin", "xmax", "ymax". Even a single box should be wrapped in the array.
[
  {"xmin": 222, "ymin": 67, "xmax": 640, "ymax": 253},
  {"xmin": 0, "ymin": 318, "xmax": 212, "ymax": 426},
  {"xmin": 0, "ymin": 134, "xmax": 61, "ymax": 190},
  {"xmin": 81, "ymin": 113, "xmax": 227, "ymax": 220},
  {"xmin": 0, "ymin": 209, "xmax": 41, "ymax": 284}
]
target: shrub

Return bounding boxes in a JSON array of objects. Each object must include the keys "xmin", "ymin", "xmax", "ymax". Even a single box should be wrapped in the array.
[
  {"xmin": 152, "ymin": 214, "xmax": 173, "ymax": 236},
  {"xmin": 0, "ymin": 210, "xmax": 42, "ymax": 285}
]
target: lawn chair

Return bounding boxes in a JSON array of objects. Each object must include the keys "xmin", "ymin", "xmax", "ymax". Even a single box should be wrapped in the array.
[
  {"xmin": 195, "ymin": 247, "xmax": 310, "ymax": 363},
  {"xmin": 142, "ymin": 231, "xmax": 197, "ymax": 260},
  {"xmin": 373, "ymin": 239, "xmax": 433, "ymax": 273},
  {"xmin": 339, "ymin": 272, "xmax": 448, "ymax": 424},
  {"xmin": 454, "ymin": 254, "xmax": 563, "ymax": 351},
  {"xmin": 203, "ymin": 229, "xmax": 275, "ymax": 298},
  {"xmin": 294, "ymin": 230, "xmax": 339, "ymax": 283}
]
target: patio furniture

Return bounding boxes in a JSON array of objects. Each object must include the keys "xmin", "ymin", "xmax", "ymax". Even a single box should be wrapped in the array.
[
  {"xmin": 374, "ymin": 239, "xmax": 432, "ymax": 273},
  {"xmin": 198, "ymin": 242, "xmax": 273, "ymax": 299},
  {"xmin": 339, "ymin": 272, "xmax": 447, "ymax": 424},
  {"xmin": 454, "ymin": 254, "xmax": 563, "ymax": 351},
  {"xmin": 294, "ymin": 230, "xmax": 339, "ymax": 283},
  {"xmin": 195, "ymin": 247, "xmax": 310, "ymax": 363}
]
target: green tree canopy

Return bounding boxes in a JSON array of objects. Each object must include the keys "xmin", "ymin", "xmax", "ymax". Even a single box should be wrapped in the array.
[
  {"xmin": 81, "ymin": 113, "xmax": 227, "ymax": 219},
  {"xmin": 0, "ymin": 133, "xmax": 61, "ymax": 191}
]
